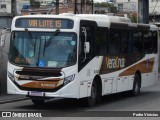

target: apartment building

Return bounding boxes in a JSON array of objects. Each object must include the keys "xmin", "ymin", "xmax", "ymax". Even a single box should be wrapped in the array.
[
  {"xmin": 0, "ymin": 0, "xmax": 11, "ymax": 13},
  {"xmin": 114, "ymin": 0, "xmax": 138, "ymax": 12},
  {"xmin": 0, "ymin": 0, "xmax": 30, "ymax": 15},
  {"xmin": 35, "ymin": 0, "xmax": 67, "ymax": 6}
]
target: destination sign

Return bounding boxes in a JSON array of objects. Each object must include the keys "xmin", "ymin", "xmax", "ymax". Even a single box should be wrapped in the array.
[{"xmin": 15, "ymin": 18, "xmax": 74, "ymax": 29}]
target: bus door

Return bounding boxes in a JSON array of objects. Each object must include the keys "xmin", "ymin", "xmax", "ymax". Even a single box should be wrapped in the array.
[
  {"xmin": 78, "ymin": 20, "xmax": 97, "ymax": 97},
  {"xmin": 78, "ymin": 20, "xmax": 97, "ymax": 72}
]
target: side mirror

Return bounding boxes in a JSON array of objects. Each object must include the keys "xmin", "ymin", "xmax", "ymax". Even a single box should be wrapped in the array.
[
  {"xmin": 0, "ymin": 34, "xmax": 6, "ymax": 47},
  {"xmin": 84, "ymin": 42, "xmax": 90, "ymax": 53}
]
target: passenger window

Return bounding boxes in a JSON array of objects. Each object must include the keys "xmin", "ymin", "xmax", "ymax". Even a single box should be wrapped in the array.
[
  {"xmin": 109, "ymin": 28, "xmax": 121, "ymax": 55},
  {"xmin": 152, "ymin": 31, "xmax": 158, "ymax": 53},
  {"xmin": 133, "ymin": 31, "xmax": 143, "ymax": 53},
  {"xmin": 121, "ymin": 30, "xmax": 129, "ymax": 54},
  {"xmin": 143, "ymin": 31, "xmax": 152, "ymax": 53},
  {"xmin": 95, "ymin": 27, "xmax": 108, "ymax": 55}
]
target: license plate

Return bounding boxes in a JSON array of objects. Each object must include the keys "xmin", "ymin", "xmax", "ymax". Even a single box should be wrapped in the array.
[{"xmin": 30, "ymin": 91, "xmax": 43, "ymax": 96}]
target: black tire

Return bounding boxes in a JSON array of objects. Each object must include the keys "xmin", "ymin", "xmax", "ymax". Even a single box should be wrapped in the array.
[
  {"xmin": 130, "ymin": 74, "xmax": 141, "ymax": 96},
  {"xmin": 31, "ymin": 99, "xmax": 45, "ymax": 105},
  {"xmin": 84, "ymin": 81, "xmax": 98, "ymax": 107}
]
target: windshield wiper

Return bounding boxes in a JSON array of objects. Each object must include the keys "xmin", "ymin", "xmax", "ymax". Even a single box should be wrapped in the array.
[
  {"xmin": 25, "ymin": 28, "xmax": 35, "ymax": 46},
  {"xmin": 43, "ymin": 29, "xmax": 60, "ymax": 56},
  {"xmin": 44, "ymin": 29, "xmax": 60, "ymax": 47}
]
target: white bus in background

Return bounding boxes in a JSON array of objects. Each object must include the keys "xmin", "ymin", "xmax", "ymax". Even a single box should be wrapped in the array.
[{"xmin": 6, "ymin": 14, "xmax": 159, "ymax": 106}]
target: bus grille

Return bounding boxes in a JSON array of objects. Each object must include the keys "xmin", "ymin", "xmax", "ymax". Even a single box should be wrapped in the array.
[{"xmin": 16, "ymin": 71, "xmax": 62, "ymax": 77}]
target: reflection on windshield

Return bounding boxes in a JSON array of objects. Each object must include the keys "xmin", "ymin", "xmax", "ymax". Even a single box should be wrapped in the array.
[{"xmin": 9, "ymin": 31, "xmax": 77, "ymax": 68}]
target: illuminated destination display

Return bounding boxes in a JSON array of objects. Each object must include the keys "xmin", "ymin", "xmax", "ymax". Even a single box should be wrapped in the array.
[{"xmin": 15, "ymin": 18, "xmax": 74, "ymax": 29}]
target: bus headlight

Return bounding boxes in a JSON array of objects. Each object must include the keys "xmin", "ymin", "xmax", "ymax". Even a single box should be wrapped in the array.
[
  {"xmin": 64, "ymin": 74, "xmax": 75, "ymax": 85},
  {"xmin": 8, "ymin": 72, "xmax": 15, "ymax": 81}
]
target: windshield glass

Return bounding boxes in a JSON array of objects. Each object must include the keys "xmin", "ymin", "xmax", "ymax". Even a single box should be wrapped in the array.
[{"xmin": 9, "ymin": 31, "xmax": 77, "ymax": 68}]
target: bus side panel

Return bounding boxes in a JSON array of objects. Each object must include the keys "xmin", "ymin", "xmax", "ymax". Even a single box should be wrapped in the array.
[
  {"xmin": 78, "ymin": 57, "xmax": 103, "ymax": 98},
  {"xmin": 128, "ymin": 75, "xmax": 134, "ymax": 90},
  {"xmin": 141, "ymin": 55, "xmax": 158, "ymax": 88}
]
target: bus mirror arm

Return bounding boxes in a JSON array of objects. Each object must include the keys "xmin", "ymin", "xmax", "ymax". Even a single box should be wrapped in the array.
[{"xmin": 81, "ymin": 27, "xmax": 90, "ymax": 62}]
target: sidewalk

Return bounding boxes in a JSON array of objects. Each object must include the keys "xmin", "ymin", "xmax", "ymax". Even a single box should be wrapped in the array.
[{"xmin": 0, "ymin": 94, "xmax": 29, "ymax": 104}]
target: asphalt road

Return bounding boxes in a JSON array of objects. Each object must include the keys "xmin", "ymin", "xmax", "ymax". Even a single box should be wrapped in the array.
[{"xmin": 1, "ymin": 80, "xmax": 160, "ymax": 120}]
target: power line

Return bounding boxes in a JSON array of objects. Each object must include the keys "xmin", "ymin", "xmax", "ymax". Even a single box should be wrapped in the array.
[{"xmin": 152, "ymin": 0, "xmax": 159, "ymax": 14}]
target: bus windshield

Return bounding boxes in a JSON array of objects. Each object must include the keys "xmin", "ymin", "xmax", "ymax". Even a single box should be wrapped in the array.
[{"xmin": 9, "ymin": 31, "xmax": 77, "ymax": 68}]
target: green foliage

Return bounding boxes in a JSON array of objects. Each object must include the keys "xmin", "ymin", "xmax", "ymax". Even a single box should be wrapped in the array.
[
  {"xmin": 94, "ymin": 2, "xmax": 117, "ymax": 13},
  {"xmin": 129, "ymin": 13, "xmax": 138, "ymax": 23},
  {"xmin": 30, "ymin": 0, "xmax": 40, "ymax": 8},
  {"xmin": 130, "ymin": 16, "xmax": 137, "ymax": 23},
  {"xmin": 30, "ymin": 0, "xmax": 34, "ymax": 4},
  {"xmin": 86, "ymin": 0, "xmax": 92, "ymax": 5},
  {"xmin": 109, "ymin": 4, "xmax": 117, "ymax": 13}
]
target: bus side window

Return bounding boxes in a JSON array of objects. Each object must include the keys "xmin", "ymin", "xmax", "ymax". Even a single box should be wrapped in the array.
[
  {"xmin": 133, "ymin": 31, "xmax": 143, "ymax": 53},
  {"xmin": 121, "ymin": 30, "xmax": 129, "ymax": 54},
  {"xmin": 143, "ymin": 31, "xmax": 153, "ymax": 53},
  {"xmin": 152, "ymin": 31, "xmax": 158, "ymax": 53},
  {"xmin": 109, "ymin": 28, "xmax": 121, "ymax": 55},
  {"xmin": 79, "ymin": 28, "xmax": 85, "ymax": 61},
  {"xmin": 79, "ymin": 26, "xmax": 93, "ymax": 62},
  {"xmin": 95, "ymin": 27, "xmax": 108, "ymax": 56}
]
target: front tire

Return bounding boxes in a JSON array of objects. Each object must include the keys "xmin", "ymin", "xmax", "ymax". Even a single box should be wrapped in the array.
[
  {"xmin": 131, "ymin": 74, "xmax": 141, "ymax": 96},
  {"xmin": 84, "ymin": 81, "xmax": 98, "ymax": 107}
]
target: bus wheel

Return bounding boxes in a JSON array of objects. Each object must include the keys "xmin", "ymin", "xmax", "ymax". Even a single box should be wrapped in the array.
[
  {"xmin": 85, "ymin": 80, "xmax": 97, "ymax": 107},
  {"xmin": 131, "ymin": 74, "xmax": 141, "ymax": 96},
  {"xmin": 31, "ymin": 99, "xmax": 45, "ymax": 105}
]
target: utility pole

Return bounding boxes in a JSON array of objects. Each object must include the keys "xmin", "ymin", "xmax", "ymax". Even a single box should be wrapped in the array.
[
  {"xmin": 81, "ymin": 0, "xmax": 83, "ymax": 14},
  {"xmin": 85, "ymin": 0, "xmax": 86, "ymax": 13},
  {"xmin": 138, "ymin": 0, "xmax": 149, "ymax": 23},
  {"xmin": 55, "ymin": 0, "xmax": 59, "ymax": 14},
  {"xmin": 11, "ymin": 0, "xmax": 16, "ymax": 16},
  {"xmin": 80, "ymin": 0, "xmax": 94, "ymax": 14},
  {"xmin": 91, "ymin": 0, "xmax": 93, "ymax": 14},
  {"xmin": 74, "ymin": 0, "xmax": 77, "ymax": 14}
]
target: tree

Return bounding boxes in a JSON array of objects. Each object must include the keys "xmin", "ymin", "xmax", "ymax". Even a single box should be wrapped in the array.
[
  {"xmin": 94, "ymin": 2, "xmax": 117, "ymax": 13},
  {"xmin": 130, "ymin": 12, "xmax": 137, "ymax": 23},
  {"xmin": 30, "ymin": 0, "xmax": 40, "ymax": 8},
  {"xmin": 109, "ymin": 4, "xmax": 117, "ymax": 13}
]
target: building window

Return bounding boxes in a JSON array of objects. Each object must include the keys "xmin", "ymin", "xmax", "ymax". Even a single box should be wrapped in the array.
[
  {"xmin": 118, "ymin": 4, "xmax": 123, "ymax": 12},
  {"xmin": 1, "ymin": 4, "xmax": 6, "ymax": 9}
]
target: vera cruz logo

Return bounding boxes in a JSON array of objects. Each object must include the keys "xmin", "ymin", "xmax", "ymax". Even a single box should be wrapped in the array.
[{"xmin": 106, "ymin": 57, "xmax": 126, "ymax": 69}]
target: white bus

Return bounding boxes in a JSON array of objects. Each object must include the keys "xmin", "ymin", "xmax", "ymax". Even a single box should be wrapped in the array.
[{"xmin": 7, "ymin": 14, "xmax": 159, "ymax": 106}]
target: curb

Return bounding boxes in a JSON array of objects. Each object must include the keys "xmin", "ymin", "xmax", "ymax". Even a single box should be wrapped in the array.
[{"xmin": 0, "ymin": 97, "xmax": 29, "ymax": 104}]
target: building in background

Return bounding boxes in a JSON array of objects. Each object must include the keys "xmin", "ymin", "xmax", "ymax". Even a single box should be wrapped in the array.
[
  {"xmin": 0, "ymin": 0, "xmax": 30, "ymax": 15},
  {"xmin": 21, "ymin": 0, "xmax": 77, "ymax": 15},
  {"xmin": 114, "ymin": 0, "xmax": 137, "ymax": 13},
  {"xmin": 17, "ymin": 0, "xmax": 30, "ymax": 15},
  {"xmin": 35, "ymin": 0, "xmax": 67, "ymax": 6},
  {"xmin": 35, "ymin": 0, "xmax": 52, "ymax": 6},
  {"xmin": 0, "ymin": 0, "xmax": 11, "ymax": 13},
  {"xmin": 149, "ymin": 0, "xmax": 160, "ymax": 23}
]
